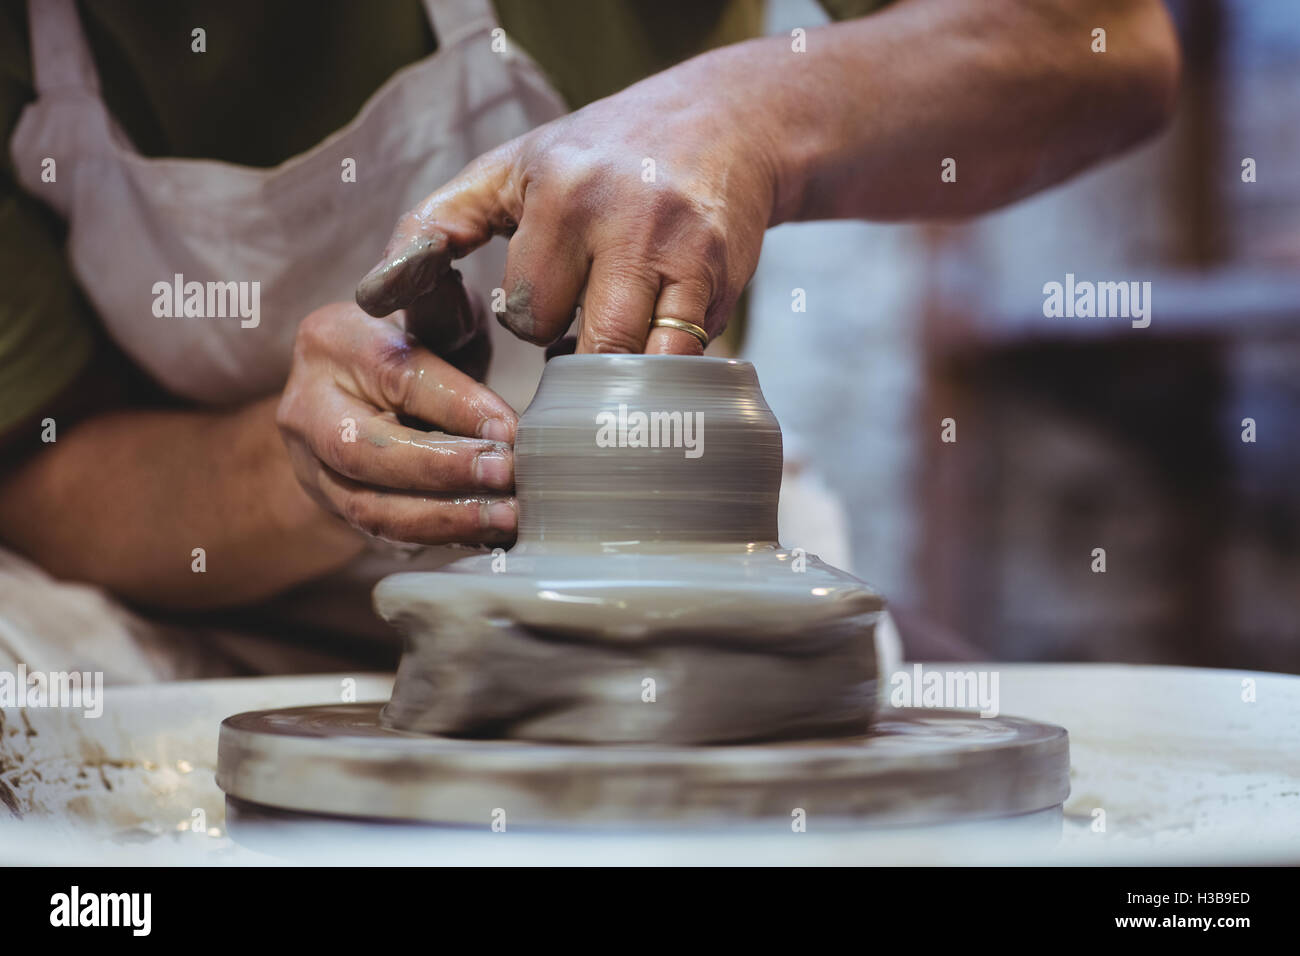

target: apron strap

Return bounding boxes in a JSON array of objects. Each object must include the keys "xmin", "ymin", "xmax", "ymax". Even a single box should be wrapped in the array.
[
  {"xmin": 422, "ymin": 0, "xmax": 499, "ymax": 48},
  {"xmin": 26, "ymin": 0, "xmax": 102, "ymax": 95}
]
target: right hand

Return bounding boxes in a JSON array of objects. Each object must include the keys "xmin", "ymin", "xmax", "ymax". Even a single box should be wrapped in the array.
[{"xmin": 276, "ymin": 277, "xmax": 519, "ymax": 546}]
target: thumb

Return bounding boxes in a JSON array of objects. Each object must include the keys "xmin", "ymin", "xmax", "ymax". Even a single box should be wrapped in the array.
[{"xmin": 356, "ymin": 146, "xmax": 521, "ymax": 317}]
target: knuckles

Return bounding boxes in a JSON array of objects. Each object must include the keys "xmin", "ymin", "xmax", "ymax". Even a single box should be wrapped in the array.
[
  {"xmin": 368, "ymin": 335, "xmax": 419, "ymax": 410},
  {"xmin": 528, "ymin": 151, "xmax": 735, "ymax": 299},
  {"xmin": 338, "ymin": 493, "xmax": 460, "ymax": 544},
  {"xmin": 330, "ymin": 431, "xmax": 367, "ymax": 479},
  {"xmin": 339, "ymin": 493, "xmax": 386, "ymax": 540},
  {"xmin": 686, "ymin": 214, "xmax": 730, "ymax": 281},
  {"xmin": 294, "ymin": 305, "xmax": 341, "ymax": 356}
]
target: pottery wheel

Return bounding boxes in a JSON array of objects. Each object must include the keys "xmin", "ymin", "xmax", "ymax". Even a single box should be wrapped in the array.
[
  {"xmin": 216, "ymin": 356, "xmax": 1071, "ymax": 827},
  {"xmin": 216, "ymin": 703, "xmax": 1069, "ymax": 826}
]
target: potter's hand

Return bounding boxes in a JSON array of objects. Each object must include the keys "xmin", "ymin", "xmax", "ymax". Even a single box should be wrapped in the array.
[
  {"xmin": 277, "ymin": 287, "xmax": 519, "ymax": 546},
  {"xmin": 358, "ymin": 0, "xmax": 1177, "ymax": 354},
  {"xmin": 355, "ymin": 67, "xmax": 779, "ymax": 356}
]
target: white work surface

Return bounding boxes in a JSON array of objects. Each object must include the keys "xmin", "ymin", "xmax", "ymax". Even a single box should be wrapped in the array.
[{"xmin": 1, "ymin": 664, "xmax": 1297, "ymax": 865}]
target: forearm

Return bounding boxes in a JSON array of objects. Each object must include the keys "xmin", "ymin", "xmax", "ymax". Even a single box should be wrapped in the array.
[
  {"xmin": 699, "ymin": 0, "xmax": 1180, "ymax": 223},
  {"xmin": 0, "ymin": 396, "xmax": 364, "ymax": 609}
]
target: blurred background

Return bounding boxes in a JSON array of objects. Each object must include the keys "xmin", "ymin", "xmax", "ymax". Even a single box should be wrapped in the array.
[{"xmin": 743, "ymin": 0, "xmax": 1300, "ymax": 671}]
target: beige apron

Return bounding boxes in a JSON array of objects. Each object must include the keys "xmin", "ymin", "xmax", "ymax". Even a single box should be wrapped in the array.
[{"xmin": 2, "ymin": 0, "xmax": 566, "ymax": 680}]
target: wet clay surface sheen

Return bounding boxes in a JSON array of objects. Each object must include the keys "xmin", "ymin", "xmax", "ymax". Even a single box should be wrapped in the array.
[
  {"xmin": 514, "ymin": 355, "xmax": 783, "ymax": 547},
  {"xmin": 375, "ymin": 356, "xmax": 885, "ymax": 745}
]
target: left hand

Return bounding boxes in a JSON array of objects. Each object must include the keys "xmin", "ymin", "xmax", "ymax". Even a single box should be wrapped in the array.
[
  {"xmin": 355, "ymin": 56, "xmax": 780, "ymax": 355},
  {"xmin": 276, "ymin": 284, "xmax": 519, "ymax": 548}
]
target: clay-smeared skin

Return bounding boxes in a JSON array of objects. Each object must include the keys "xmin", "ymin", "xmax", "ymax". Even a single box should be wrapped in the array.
[
  {"xmin": 373, "ymin": 356, "xmax": 886, "ymax": 745},
  {"xmin": 276, "ymin": 280, "xmax": 523, "ymax": 545},
  {"xmin": 355, "ymin": 0, "xmax": 1178, "ymax": 358},
  {"xmin": 353, "ymin": 75, "xmax": 769, "ymax": 357}
]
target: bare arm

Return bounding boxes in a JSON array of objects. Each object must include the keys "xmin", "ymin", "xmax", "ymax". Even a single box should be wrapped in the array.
[
  {"xmin": 0, "ymin": 292, "xmax": 520, "ymax": 609},
  {"xmin": 0, "ymin": 392, "xmax": 363, "ymax": 610},
  {"xmin": 755, "ymin": 0, "xmax": 1182, "ymax": 222},
  {"xmin": 357, "ymin": 0, "xmax": 1181, "ymax": 354}
]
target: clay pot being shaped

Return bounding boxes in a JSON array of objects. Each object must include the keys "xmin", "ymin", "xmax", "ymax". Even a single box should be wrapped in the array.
[{"xmin": 374, "ymin": 355, "xmax": 886, "ymax": 745}]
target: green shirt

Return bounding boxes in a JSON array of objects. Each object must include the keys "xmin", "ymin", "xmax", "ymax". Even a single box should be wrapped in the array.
[{"xmin": 0, "ymin": 0, "xmax": 879, "ymax": 432}]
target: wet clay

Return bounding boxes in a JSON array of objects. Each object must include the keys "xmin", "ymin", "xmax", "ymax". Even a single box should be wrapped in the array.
[{"xmin": 374, "ymin": 356, "xmax": 886, "ymax": 745}]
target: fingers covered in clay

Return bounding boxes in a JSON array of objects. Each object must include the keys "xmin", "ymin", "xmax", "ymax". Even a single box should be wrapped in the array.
[
  {"xmin": 298, "ymin": 395, "xmax": 512, "ymax": 493},
  {"xmin": 498, "ymin": 215, "xmax": 588, "ymax": 346},
  {"xmin": 309, "ymin": 465, "xmax": 517, "ymax": 545},
  {"xmin": 290, "ymin": 304, "xmax": 516, "ymax": 440},
  {"xmin": 278, "ymin": 301, "xmax": 519, "ymax": 545},
  {"xmin": 357, "ymin": 87, "xmax": 770, "ymax": 357},
  {"xmin": 356, "ymin": 146, "xmax": 523, "ymax": 317}
]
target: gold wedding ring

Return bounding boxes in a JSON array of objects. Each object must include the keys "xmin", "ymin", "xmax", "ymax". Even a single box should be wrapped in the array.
[{"xmin": 650, "ymin": 316, "xmax": 709, "ymax": 349}]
